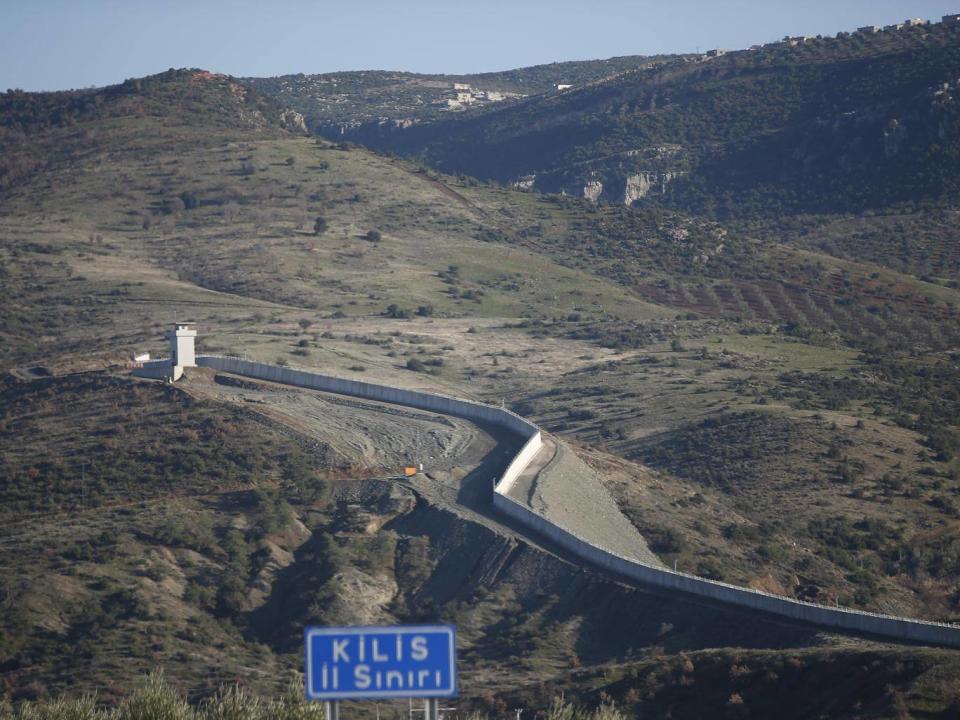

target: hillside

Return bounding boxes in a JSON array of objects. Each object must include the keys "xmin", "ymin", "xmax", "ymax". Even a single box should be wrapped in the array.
[
  {"xmin": 339, "ymin": 23, "xmax": 960, "ymax": 221},
  {"xmin": 244, "ymin": 55, "xmax": 681, "ymax": 139},
  {"xmin": 1, "ymin": 66, "xmax": 960, "ymax": 715},
  {"xmin": 0, "ymin": 68, "xmax": 306, "ymax": 195}
]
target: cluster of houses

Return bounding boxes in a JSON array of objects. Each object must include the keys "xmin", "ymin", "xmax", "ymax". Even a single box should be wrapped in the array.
[
  {"xmin": 439, "ymin": 82, "xmax": 519, "ymax": 111},
  {"xmin": 857, "ymin": 14, "xmax": 960, "ymax": 33},
  {"xmin": 702, "ymin": 13, "xmax": 960, "ymax": 61}
]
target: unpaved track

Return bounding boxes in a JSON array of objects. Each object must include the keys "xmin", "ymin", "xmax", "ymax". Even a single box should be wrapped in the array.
[
  {"xmin": 184, "ymin": 370, "xmax": 479, "ymax": 471},
  {"xmin": 174, "ymin": 369, "xmax": 959, "ymax": 647},
  {"xmin": 184, "ymin": 368, "xmax": 657, "ymax": 565}
]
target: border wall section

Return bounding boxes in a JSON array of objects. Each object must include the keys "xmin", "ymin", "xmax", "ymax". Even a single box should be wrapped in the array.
[{"xmin": 194, "ymin": 355, "xmax": 960, "ymax": 648}]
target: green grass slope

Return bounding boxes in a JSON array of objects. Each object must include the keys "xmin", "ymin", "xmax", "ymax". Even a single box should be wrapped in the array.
[{"xmin": 2, "ymin": 66, "xmax": 960, "ymax": 714}]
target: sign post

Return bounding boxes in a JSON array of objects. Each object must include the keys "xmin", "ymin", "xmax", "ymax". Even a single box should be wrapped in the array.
[{"xmin": 305, "ymin": 624, "xmax": 457, "ymax": 717}]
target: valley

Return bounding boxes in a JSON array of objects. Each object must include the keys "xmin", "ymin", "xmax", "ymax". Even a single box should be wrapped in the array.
[{"xmin": 2, "ymin": 16, "xmax": 960, "ymax": 715}]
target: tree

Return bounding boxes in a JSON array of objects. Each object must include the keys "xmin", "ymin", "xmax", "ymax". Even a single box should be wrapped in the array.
[
  {"xmin": 384, "ymin": 304, "xmax": 411, "ymax": 319},
  {"xmin": 365, "ymin": 229, "xmax": 381, "ymax": 242},
  {"xmin": 163, "ymin": 196, "xmax": 185, "ymax": 215},
  {"xmin": 313, "ymin": 216, "xmax": 328, "ymax": 235},
  {"xmin": 298, "ymin": 319, "xmax": 313, "ymax": 332},
  {"xmin": 179, "ymin": 190, "xmax": 198, "ymax": 210}
]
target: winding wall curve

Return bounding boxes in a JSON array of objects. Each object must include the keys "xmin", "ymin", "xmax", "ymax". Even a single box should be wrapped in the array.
[{"xmin": 195, "ymin": 355, "xmax": 960, "ymax": 648}]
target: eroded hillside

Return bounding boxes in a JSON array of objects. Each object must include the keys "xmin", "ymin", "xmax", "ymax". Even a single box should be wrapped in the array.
[{"xmin": 2, "ymin": 67, "xmax": 960, "ymax": 715}]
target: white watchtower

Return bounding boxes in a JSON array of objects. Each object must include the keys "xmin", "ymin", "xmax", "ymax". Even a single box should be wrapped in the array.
[{"xmin": 167, "ymin": 323, "xmax": 197, "ymax": 368}]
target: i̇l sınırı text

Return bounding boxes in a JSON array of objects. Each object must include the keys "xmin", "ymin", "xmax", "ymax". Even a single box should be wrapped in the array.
[{"xmin": 317, "ymin": 634, "xmax": 444, "ymax": 691}]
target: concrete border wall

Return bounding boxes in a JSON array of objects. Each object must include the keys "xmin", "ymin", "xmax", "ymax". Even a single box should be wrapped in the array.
[
  {"xmin": 497, "ymin": 433, "xmax": 544, "ymax": 496},
  {"xmin": 194, "ymin": 355, "xmax": 960, "ymax": 648},
  {"xmin": 132, "ymin": 360, "xmax": 180, "ymax": 381},
  {"xmin": 492, "ymin": 492, "xmax": 960, "ymax": 645}
]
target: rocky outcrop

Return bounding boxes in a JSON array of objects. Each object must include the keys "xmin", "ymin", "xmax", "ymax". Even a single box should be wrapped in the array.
[
  {"xmin": 514, "ymin": 174, "xmax": 536, "ymax": 190},
  {"xmin": 624, "ymin": 171, "xmax": 683, "ymax": 204},
  {"xmin": 279, "ymin": 109, "xmax": 308, "ymax": 134},
  {"xmin": 583, "ymin": 179, "xmax": 604, "ymax": 202}
]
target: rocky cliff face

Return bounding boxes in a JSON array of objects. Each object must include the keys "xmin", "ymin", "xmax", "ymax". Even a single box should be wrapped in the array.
[
  {"xmin": 505, "ymin": 142, "xmax": 690, "ymax": 205},
  {"xmin": 624, "ymin": 171, "xmax": 684, "ymax": 204},
  {"xmin": 583, "ymin": 179, "xmax": 604, "ymax": 202},
  {"xmin": 529, "ymin": 167, "xmax": 685, "ymax": 204},
  {"xmin": 279, "ymin": 109, "xmax": 308, "ymax": 134}
]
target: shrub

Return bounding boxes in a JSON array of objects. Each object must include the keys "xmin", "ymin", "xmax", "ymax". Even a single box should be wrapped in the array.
[
  {"xmin": 117, "ymin": 672, "xmax": 193, "ymax": 720},
  {"xmin": 384, "ymin": 304, "xmax": 411, "ymax": 319},
  {"xmin": 179, "ymin": 191, "xmax": 198, "ymax": 210},
  {"xmin": 646, "ymin": 526, "xmax": 685, "ymax": 555},
  {"xmin": 200, "ymin": 685, "xmax": 261, "ymax": 720}
]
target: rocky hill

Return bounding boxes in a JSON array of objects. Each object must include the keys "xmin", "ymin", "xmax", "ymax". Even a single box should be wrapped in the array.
[
  {"xmin": 2, "ymin": 55, "xmax": 960, "ymax": 717},
  {"xmin": 244, "ymin": 55, "xmax": 682, "ymax": 141},
  {"xmin": 330, "ymin": 22, "xmax": 960, "ymax": 221},
  {"xmin": 0, "ymin": 68, "xmax": 305, "ymax": 193}
]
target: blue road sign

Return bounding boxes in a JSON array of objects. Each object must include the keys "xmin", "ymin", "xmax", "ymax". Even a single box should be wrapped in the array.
[{"xmin": 305, "ymin": 625, "xmax": 457, "ymax": 700}]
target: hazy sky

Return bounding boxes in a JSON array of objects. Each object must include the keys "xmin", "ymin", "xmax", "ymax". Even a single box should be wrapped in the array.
[{"xmin": 2, "ymin": 0, "xmax": 958, "ymax": 91}]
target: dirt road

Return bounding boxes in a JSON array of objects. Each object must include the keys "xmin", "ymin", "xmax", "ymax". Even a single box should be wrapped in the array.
[{"xmin": 183, "ymin": 368, "xmax": 658, "ymax": 566}]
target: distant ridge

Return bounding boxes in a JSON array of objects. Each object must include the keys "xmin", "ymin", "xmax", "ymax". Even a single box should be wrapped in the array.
[{"xmin": 277, "ymin": 21, "xmax": 960, "ymax": 219}]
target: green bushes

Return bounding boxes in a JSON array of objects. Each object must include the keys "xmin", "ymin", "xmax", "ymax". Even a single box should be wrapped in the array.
[
  {"xmin": 384, "ymin": 304, "xmax": 412, "ymax": 319},
  {"xmin": 644, "ymin": 526, "xmax": 686, "ymax": 555},
  {"xmin": 406, "ymin": 357, "xmax": 443, "ymax": 375},
  {"xmin": 1, "ymin": 677, "xmax": 634, "ymax": 720},
  {"xmin": 0, "ymin": 376, "xmax": 325, "ymax": 520},
  {"xmin": 154, "ymin": 515, "xmax": 218, "ymax": 556},
  {"xmin": 542, "ymin": 695, "xmax": 626, "ymax": 720},
  {"xmin": 253, "ymin": 488, "xmax": 293, "ymax": 535},
  {"xmin": 216, "ymin": 528, "xmax": 251, "ymax": 618},
  {"xmin": 0, "ymin": 674, "xmax": 325, "ymax": 720}
]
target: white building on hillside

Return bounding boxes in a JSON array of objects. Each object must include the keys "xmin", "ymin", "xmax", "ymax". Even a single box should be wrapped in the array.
[
  {"xmin": 167, "ymin": 323, "xmax": 197, "ymax": 368},
  {"xmin": 132, "ymin": 323, "xmax": 197, "ymax": 382}
]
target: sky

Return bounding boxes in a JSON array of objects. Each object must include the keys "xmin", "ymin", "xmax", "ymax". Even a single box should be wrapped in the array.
[{"xmin": 2, "ymin": 0, "xmax": 958, "ymax": 91}]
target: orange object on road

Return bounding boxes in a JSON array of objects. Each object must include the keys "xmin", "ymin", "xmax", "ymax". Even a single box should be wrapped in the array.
[{"xmin": 404, "ymin": 467, "xmax": 417, "ymax": 477}]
